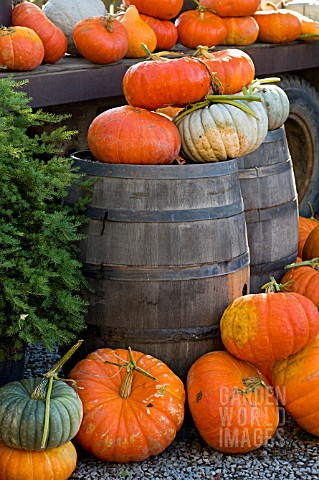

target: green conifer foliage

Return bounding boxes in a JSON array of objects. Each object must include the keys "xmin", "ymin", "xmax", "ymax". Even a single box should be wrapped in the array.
[{"xmin": 0, "ymin": 76, "xmax": 88, "ymax": 359}]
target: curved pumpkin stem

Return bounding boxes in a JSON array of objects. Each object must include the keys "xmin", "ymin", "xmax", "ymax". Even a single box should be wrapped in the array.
[
  {"xmin": 261, "ymin": 275, "xmax": 286, "ymax": 293},
  {"xmin": 285, "ymin": 257, "xmax": 319, "ymax": 271},
  {"xmin": 31, "ymin": 339, "xmax": 83, "ymax": 449},
  {"xmin": 105, "ymin": 347, "xmax": 157, "ymax": 399},
  {"xmin": 224, "ymin": 375, "xmax": 273, "ymax": 410}
]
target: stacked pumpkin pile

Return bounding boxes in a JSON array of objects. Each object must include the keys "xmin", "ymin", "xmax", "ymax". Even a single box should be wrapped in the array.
[{"xmin": 0, "ymin": 342, "xmax": 83, "ymax": 480}]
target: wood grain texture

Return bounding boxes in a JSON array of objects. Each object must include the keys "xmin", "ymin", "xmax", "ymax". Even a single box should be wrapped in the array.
[
  {"xmin": 66, "ymin": 156, "xmax": 250, "ymax": 379},
  {"xmin": 237, "ymin": 126, "xmax": 299, "ymax": 293}
]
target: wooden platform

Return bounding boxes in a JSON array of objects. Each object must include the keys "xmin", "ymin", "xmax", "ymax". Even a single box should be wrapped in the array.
[{"xmin": 1, "ymin": 41, "xmax": 319, "ymax": 107}]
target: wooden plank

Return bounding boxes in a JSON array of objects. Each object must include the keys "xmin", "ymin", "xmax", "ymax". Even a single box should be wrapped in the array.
[
  {"xmin": 0, "ymin": 0, "xmax": 12, "ymax": 26},
  {"xmin": 1, "ymin": 42, "xmax": 319, "ymax": 107}
]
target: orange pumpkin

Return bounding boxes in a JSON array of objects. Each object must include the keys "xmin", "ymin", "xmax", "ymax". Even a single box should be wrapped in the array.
[
  {"xmin": 220, "ymin": 277, "xmax": 319, "ymax": 363},
  {"xmin": 120, "ymin": 5, "xmax": 157, "ymax": 58},
  {"xmin": 303, "ymin": 223, "xmax": 319, "ymax": 260},
  {"xmin": 253, "ymin": 6, "xmax": 302, "ymax": 43},
  {"xmin": 12, "ymin": 1, "xmax": 67, "ymax": 64},
  {"xmin": 140, "ymin": 15, "xmax": 178, "ymax": 50},
  {"xmin": 88, "ymin": 105, "xmax": 181, "ymax": 164},
  {"xmin": 194, "ymin": 47, "xmax": 255, "ymax": 94},
  {"xmin": 273, "ymin": 335, "xmax": 319, "ymax": 436},
  {"xmin": 298, "ymin": 211, "xmax": 319, "ymax": 258},
  {"xmin": 0, "ymin": 26, "xmax": 44, "ymax": 71},
  {"xmin": 123, "ymin": 0, "xmax": 183, "ymax": 20},
  {"xmin": 222, "ymin": 16, "xmax": 259, "ymax": 45},
  {"xmin": 187, "ymin": 351, "xmax": 279, "ymax": 454},
  {"xmin": 199, "ymin": 0, "xmax": 262, "ymax": 16},
  {"xmin": 73, "ymin": 16, "xmax": 128, "ymax": 64},
  {"xmin": 175, "ymin": 9, "xmax": 227, "ymax": 49},
  {"xmin": 69, "ymin": 348, "xmax": 185, "ymax": 463},
  {"xmin": 280, "ymin": 259, "xmax": 319, "ymax": 308},
  {"xmin": 122, "ymin": 54, "xmax": 211, "ymax": 110},
  {"xmin": 0, "ymin": 441, "xmax": 77, "ymax": 480}
]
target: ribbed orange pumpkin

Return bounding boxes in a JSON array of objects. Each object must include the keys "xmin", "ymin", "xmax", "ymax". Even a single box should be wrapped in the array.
[
  {"xmin": 123, "ymin": 0, "xmax": 183, "ymax": 20},
  {"xmin": 175, "ymin": 9, "xmax": 227, "ymax": 49},
  {"xmin": 280, "ymin": 259, "xmax": 319, "ymax": 308},
  {"xmin": 272, "ymin": 335, "xmax": 319, "ymax": 436},
  {"xmin": 140, "ymin": 14, "xmax": 178, "ymax": 50},
  {"xmin": 220, "ymin": 281, "xmax": 319, "ymax": 363},
  {"xmin": 0, "ymin": 26, "xmax": 44, "ymax": 71},
  {"xmin": 298, "ymin": 213, "xmax": 319, "ymax": 257},
  {"xmin": 122, "ymin": 55, "xmax": 211, "ymax": 110},
  {"xmin": 195, "ymin": 47, "xmax": 255, "ymax": 94},
  {"xmin": 187, "ymin": 351, "xmax": 279, "ymax": 454},
  {"xmin": 12, "ymin": 1, "xmax": 67, "ymax": 64},
  {"xmin": 222, "ymin": 16, "xmax": 259, "ymax": 45},
  {"xmin": 253, "ymin": 7, "xmax": 302, "ymax": 43},
  {"xmin": 0, "ymin": 441, "xmax": 77, "ymax": 480},
  {"xmin": 73, "ymin": 16, "xmax": 128, "ymax": 64},
  {"xmin": 303, "ymin": 223, "xmax": 319, "ymax": 259},
  {"xmin": 88, "ymin": 105, "xmax": 181, "ymax": 164},
  {"xmin": 69, "ymin": 348, "xmax": 185, "ymax": 463},
  {"xmin": 199, "ymin": 0, "xmax": 261, "ymax": 16}
]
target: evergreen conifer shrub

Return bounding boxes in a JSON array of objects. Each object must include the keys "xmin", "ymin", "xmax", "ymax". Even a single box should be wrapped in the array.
[{"xmin": 0, "ymin": 76, "xmax": 89, "ymax": 359}]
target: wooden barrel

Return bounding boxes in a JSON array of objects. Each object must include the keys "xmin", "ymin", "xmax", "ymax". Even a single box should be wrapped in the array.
[
  {"xmin": 66, "ymin": 153, "xmax": 250, "ymax": 380},
  {"xmin": 237, "ymin": 126, "xmax": 298, "ymax": 294}
]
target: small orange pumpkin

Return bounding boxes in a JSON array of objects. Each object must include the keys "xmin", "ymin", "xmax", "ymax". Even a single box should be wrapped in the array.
[
  {"xmin": 73, "ymin": 16, "xmax": 128, "ymax": 64},
  {"xmin": 298, "ymin": 207, "xmax": 319, "ymax": 257},
  {"xmin": 222, "ymin": 16, "xmax": 259, "ymax": 45},
  {"xmin": 175, "ymin": 9, "xmax": 227, "ymax": 48},
  {"xmin": 280, "ymin": 258, "xmax": 319, "ymax": 308},
  {"xmin": 120, "ymin": 5, "xmax": 157, "ymax": 58},
  {"xmin": 303, "ymin": 223, "xmax": 319, "ymax": 260},
  {"xmin": 0, "ymin": 441, "xmax": 77, "ymax": 480},
  {"xmin": 12, "ymin": 1, "xmax": 67, "ymax": 64},
  {"xmin": 140, "ymin": 14, "xmax": 178, "ymax": 50},
  {"xmin": 123, "ymin": 0, "xmax": 183, "ymax": 20},
  {"xmin": 253, "ymin": 4, "xmax": 302, "ymax": 43},
  {"xmin": 0, "ymin": 26, "xmax": 44, "ymax": 71},
  {"xmin": 187, "ymin": 351, "xmax": 279, "ymax": 454}
]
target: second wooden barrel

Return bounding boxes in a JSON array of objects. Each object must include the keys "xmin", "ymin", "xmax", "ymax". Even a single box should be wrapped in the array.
[
  {"xmin": 237, "ymin": 126, "xmax": 299, "ymax": 294},
  {"xmin": 67, "ymin": 153, "xmax": 250, "ymax": 380}
]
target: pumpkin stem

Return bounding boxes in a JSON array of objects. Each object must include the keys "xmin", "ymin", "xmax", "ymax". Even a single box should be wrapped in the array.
[
  {"xmin": 224, "ymin": 375, "xmax": 273, "ymax": 410},
  {"xmin": 285, "ymin": 257, "xmax": 319, "ymax": 271},
  {"xmin": 261, "ymin": 275, "xmax": 285, "ymax": 293},
  {"xmin": 266, "ymin": 2, "xmax": 278, "ymax": 11},
  {"xmin": 104, "ymin": 14, "xmax": 115, "ymax": 33},
  {"xmin": 105, "ymin": 347, "xmax": 157, "ymax": 399},
  {"xmin": 30, "ymin": 340, "xmax": 83, "ymax": 450}
]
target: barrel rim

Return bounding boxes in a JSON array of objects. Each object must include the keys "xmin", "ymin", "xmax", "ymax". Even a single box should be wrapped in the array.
[{"xmin": 70, "ymin": 151, "xmax": 239, "ymax": 179}]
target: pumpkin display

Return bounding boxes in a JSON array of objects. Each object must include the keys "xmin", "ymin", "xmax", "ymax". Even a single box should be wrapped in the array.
[
  {"xmin": 220, "ymin": 277, "xmax": 319, "ymax": 364},
  {"xmin": 194, "ymin": 47, "xmax": 255, "ymax": 94},
  {"xmin": 0, "ymin": 376, "xmax": 83, "ymax": 451},
  {"xmin": 298, "ymin": 206, "xmax": 319, "ymax": 257},
  {"xmin": 123, "ymin": 0, "xmax": 183, "ymax": 20},
  {"xmin": 11, "ymin": 1, "xmax": 67, "ymax": 64},
  {"xmin": 69, "ymin": 347, "xmax": 186, "ymax": 463},
  {"xmin": 302, "ymin": 223, "xmax": 319, "ymax": 259},
  {"xmin": 174, "ymin": 95, "xmax": 268, "ymax": 162},
  {"xmin": 0, "ymin": 441, "xmax": 77, "ymax": 480},
  {"xmin": 73, "ymin": 15, "xmax": 128, "ymax": 64},
  {"xmin": 140, "ymin": 14, "xmax": 178, "ymax": 50},
  {"xmin": 253, "ymin": 5, "xmax": 302, "ymax": 42},
  {"xmin": 272, "ymin": 335, "xmax": 319, "ymax": 436},
  {"xmin": 43, "ymin": 0, "xmax": 107, "ymax": 55},
  {"xmin": 175, "ymin": 9, "xmax": 227, "ymax": 49},
  {"xmin": 221, "ymin": 16, "xmax": 260, "ymax": 45},
  {"xmin": 0, "ymin": 26, "xmax": 44, "ymax": 71},
  {"xmin": 122, "ymin": 55, "xmax": 211, "ymax": 110},
  {"xmin": 187, "ymin": 351, "xmax": 279, "ymax": 454},
  {"xmin": 120, "ymin": 5, "xmax": 157, "ymax": 57},
  {"xmin": 88, "ymin": 105, "xmax": 181, "ymax": 164},
  {"xmin": 280, "ymin": 258, "xmax": 319, "ymax": 307},
  {"xmin": 199, "ymin": 0, "xmax": 262, "ymax": 16},
  {"xmin": 246, "ymin": 82, "xmax": 290, "ymax": 130}
]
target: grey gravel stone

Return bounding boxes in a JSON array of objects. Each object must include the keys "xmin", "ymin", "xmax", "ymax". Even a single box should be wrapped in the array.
[{"xmin": 24, "ymin": 345, "xmax": 319, "ymax": 480}]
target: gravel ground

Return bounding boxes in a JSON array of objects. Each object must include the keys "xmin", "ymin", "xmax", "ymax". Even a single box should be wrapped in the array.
[{"xmin": 25, "ymin": 345, "xmax": 319, "ymax": 480}]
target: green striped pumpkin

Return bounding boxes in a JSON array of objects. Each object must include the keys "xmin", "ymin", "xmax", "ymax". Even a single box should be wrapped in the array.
[{"xmin": 0, "ymin": 377, "xmax": 83, "ymax": 451}]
